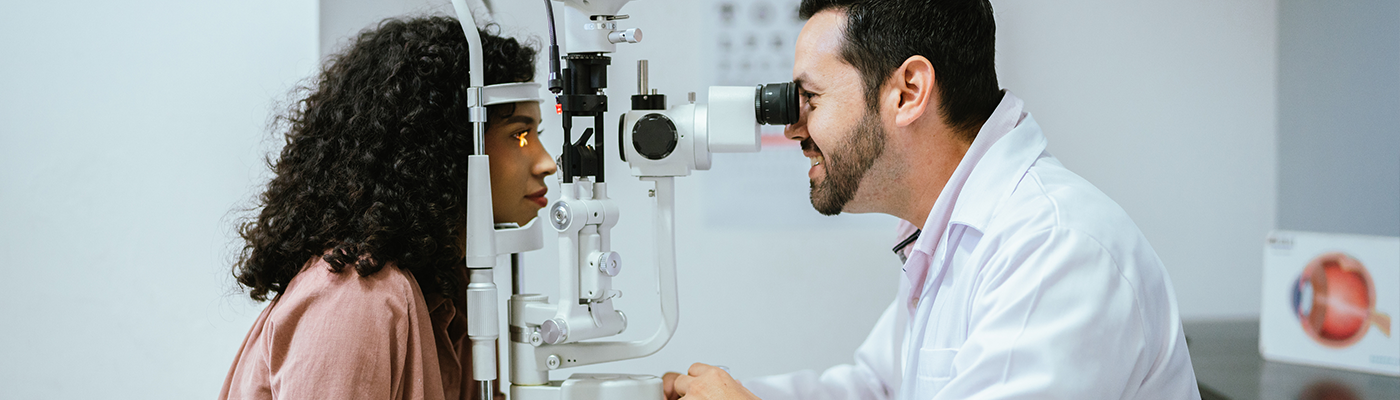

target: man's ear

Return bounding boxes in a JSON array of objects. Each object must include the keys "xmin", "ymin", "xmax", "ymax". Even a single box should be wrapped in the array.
[{"xmin": 887, "ymin": 55, "xmax": 935, "ymax": 128}]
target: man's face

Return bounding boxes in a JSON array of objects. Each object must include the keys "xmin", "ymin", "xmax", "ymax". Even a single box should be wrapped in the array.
[
  {"xmin": 485, "ymin": 101, "xmax": 557, "ymax": 226},
  {"xmin": 786, "ymin": 10, "xmax": 887, "ymax": 215}
]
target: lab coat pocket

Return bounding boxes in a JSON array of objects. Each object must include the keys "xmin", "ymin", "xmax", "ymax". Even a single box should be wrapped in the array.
[{"xmin": 913, "ymin": 348, "xmax": 958, "ymax": 399}]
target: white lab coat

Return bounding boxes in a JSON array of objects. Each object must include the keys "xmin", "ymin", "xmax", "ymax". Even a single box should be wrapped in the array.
[{"xmin": 744, "ymin": 93, "xmax": 1200, "ymax": 400}]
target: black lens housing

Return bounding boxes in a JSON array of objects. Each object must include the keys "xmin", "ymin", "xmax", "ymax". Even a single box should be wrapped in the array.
[{"xmin": 755, "ymin": 82, "xmax": 799, "ymax": 125}]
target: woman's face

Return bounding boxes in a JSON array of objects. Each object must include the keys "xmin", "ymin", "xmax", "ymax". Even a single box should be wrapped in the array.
[{"xmin": 485, "ymin": 101, "xmax": 557, "ymax": 226}]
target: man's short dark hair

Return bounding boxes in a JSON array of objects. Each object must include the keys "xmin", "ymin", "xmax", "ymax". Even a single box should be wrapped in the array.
[{"xmin": 800, "ymin": 0, "xmax": 1002, "ymax": 141}]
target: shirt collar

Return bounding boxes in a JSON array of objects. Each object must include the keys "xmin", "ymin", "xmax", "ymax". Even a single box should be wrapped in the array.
[
  {"xmin": 909, "ymin": 91, "xmax": 1026, "ymax": 254},
  {"xmin": 899, "ymin": 91, "xmax": 1041, "ymax": 305}
]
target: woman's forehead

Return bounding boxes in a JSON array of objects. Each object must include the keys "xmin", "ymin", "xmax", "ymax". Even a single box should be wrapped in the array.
[
  {"xmin": 491, "ymin": 101, "xmax": 542, "ymax": 125},
  {"xmin": 509, "ymin": 101, "xmax": 542, "ymax": 118}
]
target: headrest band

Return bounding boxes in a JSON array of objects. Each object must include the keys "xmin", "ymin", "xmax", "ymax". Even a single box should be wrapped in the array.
[{"xmin": 482, "ymin": 82, "xmax": 543, "ymax": 106}]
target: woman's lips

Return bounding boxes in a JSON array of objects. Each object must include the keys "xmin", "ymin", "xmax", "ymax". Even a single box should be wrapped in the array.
[{"xmin": 526, "ymin": 188, "xmax": 548, "ymax": 208}]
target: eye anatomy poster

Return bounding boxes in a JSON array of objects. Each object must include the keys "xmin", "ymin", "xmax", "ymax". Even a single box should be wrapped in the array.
[{"xmin": 1261, "ymin": 230, "xmax": 1400, "ymax": 376}]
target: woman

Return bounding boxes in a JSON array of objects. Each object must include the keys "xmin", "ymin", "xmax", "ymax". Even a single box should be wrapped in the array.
[{"xmin": 220, "ymin": 16, "xmax": 555, "ymax": 400}]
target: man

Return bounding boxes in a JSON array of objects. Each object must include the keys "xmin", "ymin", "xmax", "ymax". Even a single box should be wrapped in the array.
[{"xmin": 665, "ymin": 0, "xmax": 1200, "ymax": 399}]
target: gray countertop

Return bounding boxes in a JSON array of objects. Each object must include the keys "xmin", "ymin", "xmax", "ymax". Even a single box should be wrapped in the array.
[{"xmin": 1184, "ymin": 319, "xmax": 1400, "ymax": 399}]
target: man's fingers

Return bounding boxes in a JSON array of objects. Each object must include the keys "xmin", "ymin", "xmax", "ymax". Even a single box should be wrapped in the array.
[
  {"xmin": 674, "ymin": 363, "xmax": 715, "ymax": 399},
  {"xmin": 687, "ymin": 362, "xmax": 720, "ymax": 377},
  {"xmin": 672, "ymin": 373, "xmax": 693, "ymax": 397},
  {"xmin": 663, "ymin": 372, "xmax": 682, "ymax": 400}
]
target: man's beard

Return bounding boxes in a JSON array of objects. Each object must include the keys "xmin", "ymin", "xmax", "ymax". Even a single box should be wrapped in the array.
[{"xmin": 809, "ymin": 111, "xmax": 886, "ymax": 215}]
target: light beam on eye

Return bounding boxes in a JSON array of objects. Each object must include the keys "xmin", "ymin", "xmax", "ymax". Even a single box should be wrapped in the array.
[{"xmin": 518, "ymin": 133, "xmax": 528, "ymax": 147}]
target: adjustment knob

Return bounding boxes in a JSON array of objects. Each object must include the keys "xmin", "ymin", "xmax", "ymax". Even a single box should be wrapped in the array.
[
  {"xmin": 609, "ymin": 28, "xmax": 643, "ymax": 44},
  {"xmin": 540, "ymin": 318, "xmax": 568, "ymax": 345},
  {"xmin": 550, "ymin": 202, "xmax": 571, "ymax": 230},
  {"xmin": 594, "ymin": 251, "xmax": 622, "ymax": 277}
]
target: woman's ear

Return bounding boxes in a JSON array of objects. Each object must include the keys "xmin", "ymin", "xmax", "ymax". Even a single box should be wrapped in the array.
[{"xmin": 888, "ymin": 55, "xmax": 935, "ymax": 128}]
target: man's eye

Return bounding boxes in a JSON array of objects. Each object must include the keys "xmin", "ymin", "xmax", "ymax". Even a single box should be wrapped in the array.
[{"xmin": 801, "ymin": 91, "xmax": 817, "ymax": 109}]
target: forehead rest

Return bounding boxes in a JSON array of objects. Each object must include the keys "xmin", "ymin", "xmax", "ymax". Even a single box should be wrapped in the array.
[{"xmin": 482, "ymin": 82, "xmax": 543, "ymax": 106}]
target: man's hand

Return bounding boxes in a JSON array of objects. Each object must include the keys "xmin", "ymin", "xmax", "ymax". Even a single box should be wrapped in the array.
[{"xmin": 663, "ymin": 363, "xmax": 760, "ymax": 400}]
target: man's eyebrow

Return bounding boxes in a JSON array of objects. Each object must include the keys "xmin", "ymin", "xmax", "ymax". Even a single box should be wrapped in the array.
[{"xmin": 794, "ymin": 75, "xmax": 819, "ymax": 91}]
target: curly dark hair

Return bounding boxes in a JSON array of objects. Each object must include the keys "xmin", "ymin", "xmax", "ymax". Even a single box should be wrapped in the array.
[{"xmin": 234, "ymin": 16, "xmax": 538, "ymax": 302}]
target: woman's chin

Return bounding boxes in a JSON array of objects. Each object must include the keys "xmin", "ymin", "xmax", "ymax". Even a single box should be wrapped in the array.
[{"xmin": 508, "ymin": 212, "xmax": 537, "ymax": 227}]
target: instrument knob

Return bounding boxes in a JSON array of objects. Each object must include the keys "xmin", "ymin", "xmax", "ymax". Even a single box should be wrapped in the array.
[{"xmin": 540, "ymin": 318, "xmax": 568, "ymax": 345}]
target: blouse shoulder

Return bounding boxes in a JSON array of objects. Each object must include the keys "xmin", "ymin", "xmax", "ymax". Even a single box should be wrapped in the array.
[
  {"xmin": 269, "ymin": 259, "xmax": 421, "ymax": 323},
  {"xmin": 220, "ymin": 258, "xmax": 445, "ymax": 400}
]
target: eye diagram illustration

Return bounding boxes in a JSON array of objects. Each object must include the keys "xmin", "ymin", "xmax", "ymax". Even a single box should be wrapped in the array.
[{"xmin": 1291, "ymin": 252, "xmax": 1393, "ymax": 348}]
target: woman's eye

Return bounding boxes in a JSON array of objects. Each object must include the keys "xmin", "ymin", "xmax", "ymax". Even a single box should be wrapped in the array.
[{"xmin": 513, "ymin": 130, "xmax": 529, "ymax": 147}]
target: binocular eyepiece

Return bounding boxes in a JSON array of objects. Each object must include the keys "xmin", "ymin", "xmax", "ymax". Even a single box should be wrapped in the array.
[
  {"xmin": 621, "ymin": 82, "xmax": 798, "ymax": 176},
  {"xmin": 755, "ymin": 81, "xmax": 799, "ymax": 126}
]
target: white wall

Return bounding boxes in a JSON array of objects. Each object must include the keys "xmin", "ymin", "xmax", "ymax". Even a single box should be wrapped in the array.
[
  {"xmin": 0, "ymin": 1, "xmax": 318, "ymax": 398},
  {"xmin": 993, "ymin": 0, "xmax": 1278, "ymax": 319},
  {"xmin": 320, "ymin": 0, "xmax": 450, "ymax": 59}
]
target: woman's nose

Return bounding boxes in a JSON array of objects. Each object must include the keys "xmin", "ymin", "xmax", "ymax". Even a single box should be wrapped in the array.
[{"xmin": 534, "ymin": 145, "xmax": 558, "ymax": 177}]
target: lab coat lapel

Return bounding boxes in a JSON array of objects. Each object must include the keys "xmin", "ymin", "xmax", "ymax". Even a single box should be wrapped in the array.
[{"xmin": 902, "ymin": 93, "xmax": 1026, "ymax": 314}]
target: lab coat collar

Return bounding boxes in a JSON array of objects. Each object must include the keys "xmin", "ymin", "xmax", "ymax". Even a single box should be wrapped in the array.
[
  {"xmin": 946, "ymin": 104, "xmax": 1045, "ymax": 234},
  {"xmin": 901, "ymin": 91, "xmax": 1042, "ymax": 310}
]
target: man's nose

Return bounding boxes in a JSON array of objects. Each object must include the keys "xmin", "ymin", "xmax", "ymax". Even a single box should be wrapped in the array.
[{"xmin": 784, "ymin": 119, "xmax": 808, "ymax": 142}]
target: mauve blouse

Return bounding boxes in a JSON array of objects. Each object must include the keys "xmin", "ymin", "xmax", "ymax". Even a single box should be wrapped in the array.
[{"xmin": 219, "ymin": 259, "xmax": 493, "ymax": 400}]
